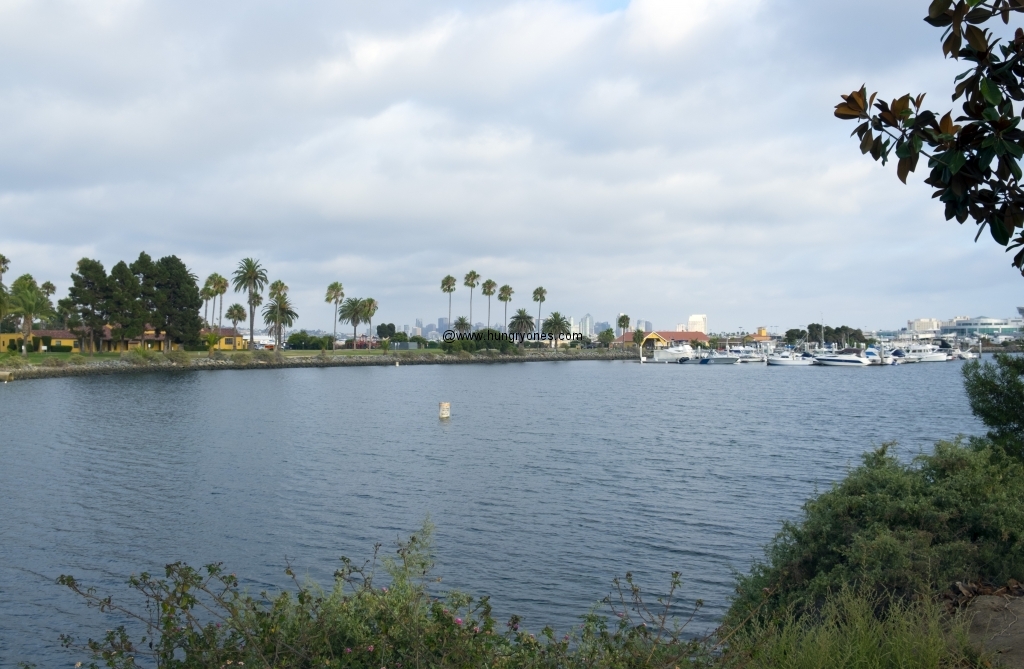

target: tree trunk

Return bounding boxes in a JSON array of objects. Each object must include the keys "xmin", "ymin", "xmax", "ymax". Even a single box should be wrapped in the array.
[
  {"xmin": 248, "ymin": 288, "xmax": 255, "ymax": 350},
  {"xmin": 21, "ymin": 315, "xmax": 31, "ymax": 357},
  {"xmin": 218, "ymin": 294, "xmax": 224, "ymax": 334},
  {"xmin": 333, "ymin": 302, "xmax": 338, "ymax": 354}
]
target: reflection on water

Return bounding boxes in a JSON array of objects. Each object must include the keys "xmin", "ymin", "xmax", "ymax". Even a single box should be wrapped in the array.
[{"xmin": 0, "ymin": 360, "xmax": 982, "ymax": 664}]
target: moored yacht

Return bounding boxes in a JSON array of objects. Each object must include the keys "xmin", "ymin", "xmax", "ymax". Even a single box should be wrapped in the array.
[
  {"xmin": 652, "ymin": 344, "xmax": 695, "ymax": 363},
  {"xmin": 815, "ymin": 348, "xmax": 872, "ymax": 366},
  {"xmin": 766, "ymin": 350, "xmax": 816, "ymax": 366}
]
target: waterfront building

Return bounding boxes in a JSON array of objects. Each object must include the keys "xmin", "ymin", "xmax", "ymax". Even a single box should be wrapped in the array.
[
  {"xmin": 939, "ymin": 315, "xmax": 1024, "ymax": 338},
  {"xmin": 1, "ymin": 329, "xmax": 80, "ymax": 353},
  {"xmin": 580, "ymin": 314, "xmax": 594, "ymax": 338},
  {"xmin": 687, "ymin": 314, "xmax": 708, "ymax": 334},
  {"xmin": 614, "ymin": 330, "xmax": 710, "ymax": 348},
  {"xmin": 908, "ymin": 318, "xmax": 941, "ymax": 333}
]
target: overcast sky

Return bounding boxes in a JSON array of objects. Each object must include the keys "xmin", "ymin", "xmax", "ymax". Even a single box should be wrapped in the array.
[{"xmin": 1, "ymin": 0, "xmax": 1022, "ymax": 334}]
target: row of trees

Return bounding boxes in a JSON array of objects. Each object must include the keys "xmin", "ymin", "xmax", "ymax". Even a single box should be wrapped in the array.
[{"xmin": 440, "ymin": 272, "xmax": 545, "ymax": 334}]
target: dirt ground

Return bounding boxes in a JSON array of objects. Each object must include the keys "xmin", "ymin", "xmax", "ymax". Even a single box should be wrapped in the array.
[{"xmin": 969, "ymin": 595, "xmax": 1024, "ymax": 667}]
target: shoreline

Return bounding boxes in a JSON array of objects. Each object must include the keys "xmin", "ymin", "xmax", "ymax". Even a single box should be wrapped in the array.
[{"xmin": 0, "ymin": 349, "xmax": 639, "ymax": 382}]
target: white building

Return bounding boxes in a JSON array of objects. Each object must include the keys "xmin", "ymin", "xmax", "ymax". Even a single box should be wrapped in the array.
[
  {"xmin": 940, "ymin": 315, "xmax": 1024, "ymax": 338},
  {"xmin": 908, "ymin": 318, "xmax": 941, "ymax": 332},
  {"xmin": 687, "ymin": 314, "xmax": 708, "ymax": 334},
  {"xmin": 580, "ymin": 313, "xmax": 594, "ymax": 338}
]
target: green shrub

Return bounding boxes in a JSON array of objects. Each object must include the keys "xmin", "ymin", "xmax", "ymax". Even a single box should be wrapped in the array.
[
  {"xmin": 122, "ymin": 349, "xmax": 155, "ymax": 366},
  {"xmin": 252, "ymin": 349, "xmax": 276, "ymax": 363},
  {"xmin": 48, "ymin": 345, "xmax": 74, "ymax": 353},
  {"xmin": 67, "ymin": 354, "xmax": 87, "ymax": 366},
  {"xmin": 41, "ymin": 356, "xmax": 67, "ymax": 368},
  {"xmin": 166, "ymin": 350, "xmax": 190, "ymax": 366},
  {"xmin": 1, "ymin": 353, "xmax": 28, "ymax": 368},
  {"xmin": 722, "ymin": 588, "xmax": 983, "ymax": 669},
  {"xmin": 58, "ymin": 523, "xmax": 709, "ymax": 669},
  {"xmin": 231, "ymin": 352, "xmax": 252, "ymax": 365},
  {"xmin": 727, "ymin": 440, "xmax": 1024, "ymax": 625},
  {"xmin": 962, "ymin": 353, "xmax": 1024, "ymax": 457}
]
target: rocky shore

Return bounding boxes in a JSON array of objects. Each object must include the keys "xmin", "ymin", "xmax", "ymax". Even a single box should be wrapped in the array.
[{"xmin": 0, "ymin": 348, "xmax": 639, "ymax": 382}]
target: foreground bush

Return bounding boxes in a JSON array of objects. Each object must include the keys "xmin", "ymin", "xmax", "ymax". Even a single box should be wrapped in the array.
[
  {"xmin": 57, "ymin": 523, "xmax": 710, "ymax": 669},
  {"xmin": 727, "ymin": 440, "xmax": 1024, "ymax": 625},
  {"xmin": 722, "ymin": 588, "xmax": 981, "ymax": 669}
]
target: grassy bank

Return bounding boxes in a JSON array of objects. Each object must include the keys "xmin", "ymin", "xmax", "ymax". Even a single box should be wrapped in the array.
[{"xmin": 39, "ymin": 355, "xmax": 1024, "ymax": 668}]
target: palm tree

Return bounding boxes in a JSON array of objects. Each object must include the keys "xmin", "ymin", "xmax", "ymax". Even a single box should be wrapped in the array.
[
  {"xmin": 200, "ymin": 283, "xmax": 214, "ymax": 327},
  {"xmin": 9, "ymin": 284, "xmax": 54, "ymax": 356},
  {"xmin": 454, "ymin": 316, "xmax": 471, "ymax": 333},
  {"xmin": 262, "ymin": 293, "xmax": 298, "ymax": 351},
  {"xmin": 40, "ymin": 281, "xmax": 56, "ymax": 298},
  {"xmin": 532, "ymin": 287, "xmax": 546, "ymax": 337},
  {"xmin": 264, "ymin": 280, "xmax": 290, "ymax": 349},
  {"xmin": 481, "ymin": 279, "xmax": 496, "ymax": 330},
  {"xmin": 440, "ymin": 275, "xmax": 456, "ymax": 331},
  {"xmin": 339, "ymin": 297, "xmax": 366, "ymax": 349},
  {"xmin": 362, "ymin": 298, "xmax": 379, "ymax": 348},
  {"xmin": 498, "ymin": 284, "xmax": 513, "ymax": 332},
  {"xmin": 211, "ymin": 273, "xmax": 229, "ymax": 333},
  {"xmin": 0, "ymin": 253, "xmax": 9, "ymax": 290},
  {"xmin": 232, "ymin": 258, "xmax": 268, "ymax": 350},
  {"xmin": 617, "ymin": 314, "xmax": 631, "ymax": 348},
  {"xmin": 542, "ymin": 312, "xmax": 572, "ymax": 350},
  {"xmin": 226, "ymin": 303, "xmax": 246, "ymax": 348},
  {"xmin": 508, "ymin": 308, "xmax": 534, "ymax": 351},
  {"xmin": 464, "ymin": 271, "xmax": 480, "ymax": 329},
  {"xmin": 325, "ymin": 281, "xmax": 344, "ymax": 354}
]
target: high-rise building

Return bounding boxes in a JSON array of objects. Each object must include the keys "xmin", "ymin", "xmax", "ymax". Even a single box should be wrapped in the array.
[
  {"xmin": 908, "ymin": 318, "xmax": 941, "ymax": 332},
  {"xmin": 635, "ymin": 319, "xmax": 653, "ymax": 332},
  {"xmin": 595, "ymin": 321, "xmax": 611, "ymax": 335},
  {"xmin": 403, "ymin": 324, "xmax": 410, "ymax": 333},
  {"xmin": 438, "ymin": 317, "xmax": 449, "ymax": 330},
  {"xmin": 687, "ymin": 314, "xmax": 708, "ymax": 334},
  {"xmin": 415, "ymin": 318, "xmax": 424, "ymax": 329},
  {"xmin": 580, "ymin": 313, "xmax": 594, "ymax": 338},
  {"xmin": 412, "ymin": 327, "xmax": 422, "ymax": 336}
]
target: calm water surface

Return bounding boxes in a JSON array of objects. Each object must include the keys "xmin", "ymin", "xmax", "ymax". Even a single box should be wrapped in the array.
[{"xmin": 0, "ymin": 359, "xmax": 983, "ymax": 665}]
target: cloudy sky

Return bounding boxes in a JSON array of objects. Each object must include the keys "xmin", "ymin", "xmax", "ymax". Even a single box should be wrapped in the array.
[{"xmin": 1, "ymin": 0, "xmax": 1021, "ymax": 334}]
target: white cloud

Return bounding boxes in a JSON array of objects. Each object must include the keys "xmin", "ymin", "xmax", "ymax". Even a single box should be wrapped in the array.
[{"xmin": 0, "ymin": 0, "xmax": 1020, "ymax": 334}]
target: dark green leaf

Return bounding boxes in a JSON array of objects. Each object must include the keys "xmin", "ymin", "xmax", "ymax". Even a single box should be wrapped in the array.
[{"xmin": 981, "ymin": 77, "xmax": 1003, "ymax": 104}]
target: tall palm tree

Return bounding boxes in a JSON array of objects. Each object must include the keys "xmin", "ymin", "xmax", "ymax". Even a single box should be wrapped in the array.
[
  {"xmin": 226, "ymin": 303, "xmax": 246, "ymax": 348},
  {"xmin": 542, "ymin": 311, "xmax": 572, "ymax": 350},
  {"xmin": 265, "ymin": 280, "xmax": 290, "ymax": 349},
  {"xmin": 498, "ymin": 284, "xmax": 513, "ymax": 333},
  {"xmin": 9, "ymin": 284, "xmax": 54, "ymax": 356},
  {"xmin": 339, "ymin": 297, "xmax": 366, "ymax": 349},
  {"xmin": 40, "ymin": 281, "xmax": 56, "ymax": 298},
  {"xmin": 532, "ymin": 286, "xmax": 546, "ymax": 337},
  {"xmin": 463, "ymin": 271, "xmax": 480, "ymax": 329},
  {"xmin": 262, "ymin": 293, "xmax": 298, "ymax": 351},
  {"xmin": 617, "ymin": 314, "xmax": 631, "ymax": 348},
  {"xmin": 362, "ymin": 298, "xmax": 379, "ymax": 348},
  {"xmin": 325, "ymin": 281, "xmax": 344, "ymax": 354},
  {"xmin": 211, "ymin": 273, "xmax": 229, "ymax": 333},
  {"xmin": 454, "ymin": 316, "xmax": 471, "ymax": 333},
  {"xmin": 232, "ymin": 258, "xmax": 268, "ymax": 350},
  {"xmin": 508, "ymin": 308, "xmax": 534, "ymax": 351},
  {"xmin": 440, "ymin": 275, "xmax": 456, "ymax": 330},
  {"xmin": 200, "ymin": 283, "xmax": 214, "ymax": 327},
  {"xmin": 0, "ymin": 253, "xmax": 9, "ymax": 290},
  {"xmin": 481, "ymin": 279, "xmax": 496, "ymax": 330}
]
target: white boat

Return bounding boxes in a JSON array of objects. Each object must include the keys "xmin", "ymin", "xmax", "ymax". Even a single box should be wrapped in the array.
[
  {"xmin": 903, "ymin": 343, "xmax": 948, "ymax": 363},
  {"xmin": 697, "ymin": 350, "xmax": 740, "ymax": 364},
  {"xmin": 816, "ymin": 348, "xmax": 872, "ymax": 366},
  {"xmin": 766, "ymin": 351, "xmax": 816, "ymax": 366},
  {"xmin": 729, "ymin": 345, "xmax": 767, "ymax": 363},
  {"xmin": 652, "ymin": 344, "xmax": 695, "ymax": 363},
  {"xmin": 956, "ymin": 348, "xmax": 978, "ymax": 360},
  {"xmin": 864, "ymin": 347, "xmax": 899, "ymax": 365}
]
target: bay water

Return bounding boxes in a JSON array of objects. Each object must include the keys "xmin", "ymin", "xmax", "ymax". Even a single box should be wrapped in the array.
[{"xmin": 0, "ymin": 359, "xmax": 983, "ymax": 665}]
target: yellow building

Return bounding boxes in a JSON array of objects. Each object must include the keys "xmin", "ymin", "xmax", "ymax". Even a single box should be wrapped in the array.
[
  {"xmin": 1, "ymin": 329, "xmax": 81, "ymax": 353},
  {"xmin": 202, "ymin": 327, "xmax": 248, "ymax": 351}
]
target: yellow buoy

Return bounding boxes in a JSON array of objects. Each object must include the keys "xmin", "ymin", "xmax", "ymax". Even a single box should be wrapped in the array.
[{"xmin": 439, "ymin": 402, "xmax": 451, "ymax": 419}]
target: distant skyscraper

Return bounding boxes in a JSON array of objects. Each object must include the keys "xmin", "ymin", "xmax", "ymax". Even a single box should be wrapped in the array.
[
  {"xmin": 438, "ymin": 317, "xmax": 449, "ymax": 330},
  {"xmin": 595, "ymin": 321, "xmax": 611, "ymax": 335},
  {"xmin": 687, "ymin": 314, "xmax": 708, "ymax": 334},
  {"xmin": 635, "ymin": 319, "xmax": 653, "ymax": 332},
  {"xmin": 415, "ymin": 318, "xmax": 424, "ymax": 329},
  {"xmin": 412, "ymin": 327, "xmax": 422, "ymax": 336},
  {"xmin": 580, "ymin": 314, "xmax": 594, "ymax": 338},
  {"xmin": 403, "ymin": 324, "xmax": 410, "ymax": 333}
]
